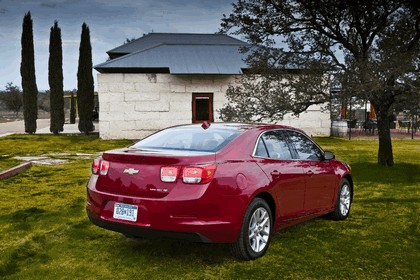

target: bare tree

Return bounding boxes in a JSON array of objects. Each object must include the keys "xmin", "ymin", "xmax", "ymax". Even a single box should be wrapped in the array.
[
  {"xmin": 221, "ymin": 0, "xmax": 420, "ymax": 166},
  {"xmin": 0, "ymin": 83, "xmax": 23, "ymax": 117}
]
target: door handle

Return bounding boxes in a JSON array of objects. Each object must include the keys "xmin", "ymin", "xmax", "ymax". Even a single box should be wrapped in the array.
[
  {"xmin": 306, "ymin": 170, "xmax": 314, "ymax": 176},
  {"xmin": 271, "ymin": 170, "xmax": 281, "ymax": 176}
]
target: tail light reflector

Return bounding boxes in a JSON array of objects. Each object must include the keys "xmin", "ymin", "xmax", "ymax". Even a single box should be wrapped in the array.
[
  {"xmin": 161, "ymin": 167, "xmax": 180, "ymax": 182},
  {"xmin": 183, "ymin": 164, "xmax": 216, "ymax": 184}
]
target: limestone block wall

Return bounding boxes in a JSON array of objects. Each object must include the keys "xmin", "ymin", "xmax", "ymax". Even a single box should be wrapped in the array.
[
  {"xmin": 97, "ymin": 73, "xmax": 234, "ymax": 139},
  {"xmin": 279, "ymin": 104, "xmax": 331, "ymax": 136},
  {"xmin": 97, "ymin": 73, "xmax": 331, "ymax": 139}
]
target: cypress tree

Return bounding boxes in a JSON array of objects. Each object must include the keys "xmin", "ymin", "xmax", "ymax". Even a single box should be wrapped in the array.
[
  {"xmin": 20, "ymin": 11, "xmax": 38, "ymax": 133},
  {"xmin": 77, "ymin": 22, "xmax": 95, "ymax": 134},
  {"xmin": 49, "ymin": 21, "xmax": 65, "ymax": 134}
]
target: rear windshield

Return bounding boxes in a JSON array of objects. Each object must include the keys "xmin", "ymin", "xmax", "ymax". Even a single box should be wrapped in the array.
[{"xmin": 131, "ymin": 126, "xmax": 242, "ymax": 152}]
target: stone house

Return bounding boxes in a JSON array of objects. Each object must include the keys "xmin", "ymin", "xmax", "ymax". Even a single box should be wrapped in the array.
[{"xmin": 94, "ymin": 33, "xmax": 330, "ymax": 139}]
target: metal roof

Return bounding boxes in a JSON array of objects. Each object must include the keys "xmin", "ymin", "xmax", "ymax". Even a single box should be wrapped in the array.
[
  {"xmin": 95, "ymin": 43, "xmax": 250, "ymax": 74},
  {"xmin": 107, "ymin": 33, "xmax": 247, "ymax": 55},
  {"xmin": 95, "ymin": 33, "xmax": 252, "ymax": 74}
]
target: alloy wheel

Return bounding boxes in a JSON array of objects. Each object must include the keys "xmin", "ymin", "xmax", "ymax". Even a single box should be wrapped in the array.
[
  {"xmin": 248, "ymin": 207, "xmax": 271, "ymax": 253},
  {"xmin": 340, "ymin": 184, "xmax": 351, "ymax": 216}
]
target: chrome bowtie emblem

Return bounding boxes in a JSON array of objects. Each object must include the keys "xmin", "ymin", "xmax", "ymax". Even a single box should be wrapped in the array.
[{"xmin": 123, "ymin": 168, "xmax": 139, "ymax": 175}]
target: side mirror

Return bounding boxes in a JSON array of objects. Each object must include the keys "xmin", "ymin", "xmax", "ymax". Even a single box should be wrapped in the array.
[{"xmin": 323, "ymin": 151, "xmax": 335, "ymax": 161}]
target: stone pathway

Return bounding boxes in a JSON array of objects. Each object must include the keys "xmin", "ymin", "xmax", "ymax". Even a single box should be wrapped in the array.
[
  {"xmin": 0, "ymin": 119, "xmax": 49, "ymax": 137},
  {"xmin": 0, "ymin": 119, "xmax": 98, "ymax": 137}
]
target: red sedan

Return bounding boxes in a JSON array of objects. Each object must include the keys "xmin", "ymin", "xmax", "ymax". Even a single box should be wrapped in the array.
[{"xmin": 86, "ymin": 123, "xmax": 353, "ymax": 260}]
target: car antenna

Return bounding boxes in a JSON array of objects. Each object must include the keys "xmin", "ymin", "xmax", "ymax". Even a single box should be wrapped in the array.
[{"xmin": 201, "ymin": 121, "xmax": 211, "ymax": 130}]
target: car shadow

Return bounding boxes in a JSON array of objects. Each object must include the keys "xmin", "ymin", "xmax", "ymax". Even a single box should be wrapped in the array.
[{"xmin": 121, "ymin": 236, "xmax": 230, "ymax": 265}]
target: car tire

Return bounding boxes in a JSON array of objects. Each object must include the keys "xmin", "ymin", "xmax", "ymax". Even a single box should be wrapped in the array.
[
  {"xmin": 230, "ymin": 198, "xmax": 272, "ymax": 260},
  {"xmin": 330, "ymin": 178, "xmax": 352, "ymax": 220}
]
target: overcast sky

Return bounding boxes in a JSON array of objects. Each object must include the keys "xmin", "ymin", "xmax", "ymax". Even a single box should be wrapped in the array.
[{"xmin": 0, "ymin": 0, "xmax": 236, "ymax": 91}]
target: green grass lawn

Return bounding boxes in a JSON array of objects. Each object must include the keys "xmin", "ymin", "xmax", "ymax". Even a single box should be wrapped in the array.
[{"xmin": 0, "ymin": 135, "xmax": 419, "ymax": 279}]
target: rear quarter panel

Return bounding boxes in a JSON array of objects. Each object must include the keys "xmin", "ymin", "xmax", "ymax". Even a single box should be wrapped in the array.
[{"xmin": 212, "ymin": 129, "xmax": 275, "ymax": 234}]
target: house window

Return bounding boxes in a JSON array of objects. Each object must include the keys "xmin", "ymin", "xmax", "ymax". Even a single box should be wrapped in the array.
[{"xmin": 192, "ymin": 93, "xmax": 214, "ymax": 123}]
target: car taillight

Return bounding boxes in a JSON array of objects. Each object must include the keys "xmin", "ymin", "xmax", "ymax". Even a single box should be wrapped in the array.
[
  {"xmin": 92, "ymin": 158, "xmax": 110, "ymax": 176},
  {"xmin": 92, "ymin": 158, "xmax": 101, "ymax": 174},
  {"xmin": 161, "ymin": 166, "xmax": 180, "ymax": 182},
  {"xmin": 100, "ymin": 160, "xmax": 110, "ymax": 175},
  {"xmin": 183, "ymin": 164, "xmax": 217, "ymax": 184}
]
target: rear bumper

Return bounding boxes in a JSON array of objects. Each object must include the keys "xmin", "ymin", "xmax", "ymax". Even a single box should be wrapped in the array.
[
  {"xmin": 87, "ymin": 213, "xmax": 211, "ymax": 243},
  {"xmin": 86, "ymin": 176, "xmax": 244, "ymax": 243}
]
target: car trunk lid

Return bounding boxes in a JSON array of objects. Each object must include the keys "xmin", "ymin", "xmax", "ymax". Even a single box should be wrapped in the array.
[{"xmin": 96, "ymin": 148, "xmax": 216, "ymax": 198}]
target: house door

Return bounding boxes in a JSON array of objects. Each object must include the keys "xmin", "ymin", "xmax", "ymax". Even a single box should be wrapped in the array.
[{"xmin": 192, "ymin": 93, "xmax": 214, "ymax": 123}]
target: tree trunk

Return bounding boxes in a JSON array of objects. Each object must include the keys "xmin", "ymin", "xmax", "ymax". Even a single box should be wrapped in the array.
[
  {"xmin": 376, "ymin": 104, "xmax": 394, "ymax": 166},
  {"xmin": 70, "ymin": 91, "xmax": 76, "ymax": 124}
]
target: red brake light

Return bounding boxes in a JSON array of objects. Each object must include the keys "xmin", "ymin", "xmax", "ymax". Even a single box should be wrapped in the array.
[
  {"xmin": 161, "ymin": 167, "xmax": 180, "ymax": 182},
  {"xmin": 92, "ymin": 158, "xmax": 101, "ymax": 174},
  {"xmin": 100, "ymin": 160, "xmax": 110, "ymax": 176},
  {"xmin": 183, "ymin": 164, "xmax": 216, "ymax": 184}
]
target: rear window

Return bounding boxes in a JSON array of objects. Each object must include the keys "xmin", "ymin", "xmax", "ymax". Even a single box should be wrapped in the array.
[{"xmin": 131, "ymin": 126, "xmax": 242, "ymax": 152}]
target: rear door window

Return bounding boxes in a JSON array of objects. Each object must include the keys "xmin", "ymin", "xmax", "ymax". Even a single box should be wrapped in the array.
[
  {"xmin": 255, "ymin": 138, "xmax": 269, "ymax": 158},
  {"xmin": 255, "ymin": 130, "xmax": 293, "ymax": 160}
]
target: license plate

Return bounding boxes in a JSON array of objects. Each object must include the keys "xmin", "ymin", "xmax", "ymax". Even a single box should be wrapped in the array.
[{"xmin": 113, "ymin": 203, "xmax": 138, "ymax": 222}]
